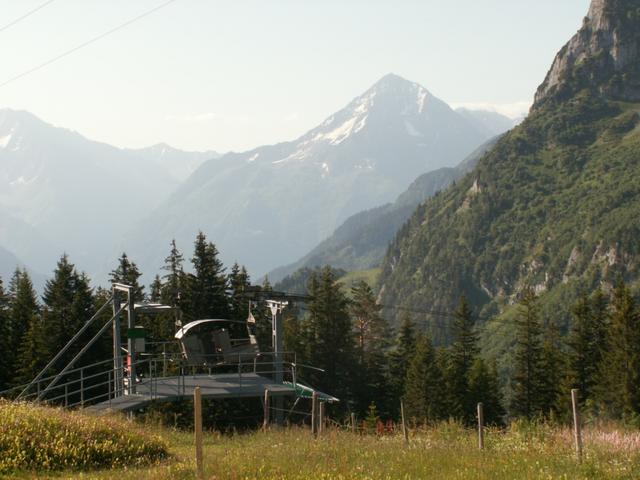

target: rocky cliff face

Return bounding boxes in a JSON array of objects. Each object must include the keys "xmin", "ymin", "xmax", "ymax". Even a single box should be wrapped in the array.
[{"xmin": 534, "ymin": 0, "xmax": 640, "ymax": 106}]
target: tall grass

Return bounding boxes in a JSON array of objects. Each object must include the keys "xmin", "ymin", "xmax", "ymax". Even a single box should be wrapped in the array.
[
  {"xmin": 6, "ymin": 410, "xmax": 640, "ymax": 479},
  {"xmin": 0, "ymin": 401, "xmax": 168, "ymax": 474}
]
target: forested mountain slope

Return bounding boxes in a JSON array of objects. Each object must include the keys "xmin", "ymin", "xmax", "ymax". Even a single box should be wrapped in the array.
[{"xmin": 378, "ymin": 0, "xmax": 640, "ymax": 338}]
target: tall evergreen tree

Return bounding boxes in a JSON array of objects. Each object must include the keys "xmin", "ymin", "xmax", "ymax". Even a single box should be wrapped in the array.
[
  {"xmin": 110, "ymin": 253, "xmax": 145, "ymax": 302},
  {"xmin": 15, "ymin": 313, "xmax": 46, "ymax": 386},
  {"xmin": 447, "ymin": 295, "xmax": 479, "ymax": 423},
  {"xmin": 11, "ymin": 270, "xmax": 40, "ymax": 386},
  {"xmin": 184, "ymin": 232, "xmax": 229, "ymax": 321},
  {"xmin": 228, "ymin": 263, "xmax": 251, "ymax": 320},
  {"xmin": 595, "ymin": 279, "xmax": 640, "ymax": 418},
  {"xmin": 0, "ymin": 278, "xmax": 11, "ymax": 389},
  {"xmin": 468, "ymin": 357, "xmax": 505, "ymax": 425},
  {"xmin": 564, "ymin": 290, "xmax": 608, "ymax": 411},
  {"xmin": 41, "ymin": 255, "xmax": 86, "ymax": 363},
  {"xmin": 510, "ymin": 287, "xmax": 546, "ymax": 419},
  {"xmin": 403, "ymin": 333, "xmax": 447, "ymax": 423},
  {"xmin": 301, "ymin": 267, "xmax": 354, "ymax": 406},
  {"xmin": 149, "ymin": 275, "xmax": 162, "ymax": 303},
  {"xmin": 161, "ymin": 239, "xmax": 185, "ymax": 306},
  {"xmin": 388, "ymin": 313, "xmax": 416, "ymax": 407},
  {"xmin": 538, "ymin": 320, "xmax": 565, "ymax": 418},
  {"xmin": 350, "ymin": 280, "xmax": 392, "ymax": 415}
]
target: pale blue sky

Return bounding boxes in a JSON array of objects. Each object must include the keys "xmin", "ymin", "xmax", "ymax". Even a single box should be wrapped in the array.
[{"xmin": 0, "ymin": 0, "xmax": 591, "ymax": 152}]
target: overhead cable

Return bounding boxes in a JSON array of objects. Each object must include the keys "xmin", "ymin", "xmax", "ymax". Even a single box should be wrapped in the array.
[
  {"xmin": 0, "ymin": 0, "xmax": 56, "ymax": 35},
  {"xmin": 0, "ymin": 0, "xmax": 178, "ymax": 88}
]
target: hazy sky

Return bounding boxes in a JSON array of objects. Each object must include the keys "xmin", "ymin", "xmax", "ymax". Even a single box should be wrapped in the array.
[{"xmin": 0, "ymin": 0, "xmax": 591, "ymax": 153}]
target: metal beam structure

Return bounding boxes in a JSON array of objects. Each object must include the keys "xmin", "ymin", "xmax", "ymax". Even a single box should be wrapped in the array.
[
  {"xmin": 267, "ymin": 299, "xmax": 288, "ymax": 425},
  {"xmin": 17, "ymin": 294, "xmax": 115, "ymax": 400}
]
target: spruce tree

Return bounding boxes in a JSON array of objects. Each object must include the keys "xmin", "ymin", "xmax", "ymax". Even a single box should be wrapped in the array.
[
  {"xmin": 109, "ymin": 253, "xmax": 145, "ymax": 302},
  {"xmin": 10, "ymin": 270, "xmax": 40, "ymax": 385},
  {"xmin": 595, "ymin": 280, "xmax": 640, "ymax": 418},
  {"xmin": 149, "ymin": 275, "xmax": 162, "ymax": 303},
  {"xmin": 538, "ymin": 320, "xmax": 565, "ymax": 418},
  {"xmin": 403, "ymin": 333, "xmax": 447, "ymax": 423},
  {"xmin": 184, "ymin": 232, "xmax": 229, "ymax": 321},
  {"xmin": 15, "ymin": 313, "xmax": 46, "ymax": 386},
  {"xmin": 447, "ymin": 295, "xmax": 479, "ymax": 423},
  {"xmin": 468, "ymin": 357, "xmax": 505, "ymax": 425},
  {"xmin": 349, "ymin": 281, "xmax": 392, "ymax": 416},
  {"xmin": 565, "ymin": 290, "xmax": 608, "ymax": 409},
  {"xmin": 388, "ymin": 313, "xmax": 416, "ymax": 407},
  {"xmin": 161, "ymin": 239, "xmax": 185, "ymax": 306},
  {"xmin": 41, "ymin": 255, "xmax": 83, "ymax": 364},
  {"xmin": 7, "ymin": 269, "xmax": 35, "ymax": 360},
  {"xmin": 510, "ymin": 287, "xmax": 545, "ymax": 419},
  {"xmin": 0, "ymin": 278, "xmax": 11, "ymax": 389},
  {"xmin": 301, "ymin": 267, "xmax": 354, "ymax": 406}
]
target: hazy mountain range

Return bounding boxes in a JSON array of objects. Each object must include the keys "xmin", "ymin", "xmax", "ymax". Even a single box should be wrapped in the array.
[
  {"xmin": 0, "ymin": 108, "xmax": 218, "ymax": 280},
  {"xmin": 0, "ymin": 76, "xmax": 516, "ymax": 288},
  {"xmin": 121, "ymin": 74, "xmax": 512, "ymax": 283}
]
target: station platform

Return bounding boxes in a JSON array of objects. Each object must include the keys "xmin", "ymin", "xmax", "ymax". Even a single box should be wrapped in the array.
[{"xmin": 85, "ymin": 372, "xmax": 296, "ymax": 413}]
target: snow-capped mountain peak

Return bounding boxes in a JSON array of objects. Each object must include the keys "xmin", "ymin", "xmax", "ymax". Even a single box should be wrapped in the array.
[{"xmin": 122, "ymin": 73, "xmax": 501, "ymax": 280}]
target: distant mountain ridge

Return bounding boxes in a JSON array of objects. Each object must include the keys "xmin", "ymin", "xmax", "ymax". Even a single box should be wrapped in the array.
[
  {"xmin": 0, "ymin": 108, "xmax": 216, "ymax": 278},
  {"xmin": 123, "ymin": 73, "xmax": 506, "ymax": 282}
]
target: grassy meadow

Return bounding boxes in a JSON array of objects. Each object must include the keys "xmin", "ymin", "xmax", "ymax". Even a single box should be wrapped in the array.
[{"xmin": 7, "ymin": 410, "xmax": 640, "ymax": 480}]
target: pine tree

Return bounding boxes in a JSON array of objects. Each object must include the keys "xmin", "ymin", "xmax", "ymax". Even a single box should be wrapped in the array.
[
  {"xmin": 41, "ymin": 255, "xmax": 81, "ymax": 363},
  {"xmin": 468, "ymin": 357, "xmax": 505, "ymax": 425},
  {"xmin": 10, "ymin": 270, "xmax": 40, "ymax": 386},
  {"xmin": 350, "ymin": 281, "xmax": 391, "ymax": 415},
  {"xmin": 110, "ymin": 253, "xmax": 145, "ymax": 302},
  {"xmin": 538, "ymin": 320, "xmax": 565, "ymax": 418},
  {"xmin": 15, "ymin": 313, "xmax": 46, "ymax": 386},
  {"xmin": 161, "ymin": 239, "xmax": 185, "ymax": 306},
  {"xmin": 149, "ymin": 275, "xmax": 162, "ymax": 303},
  {"xmin": 388, "ymin": 313, "xmax": 416, "ymax": 408},
  {"xmin": 301, "ymin": 267, "xmax": 354, "ymax": 405},
  {"xmin": 564, "ymin": 290, "xmax": 608, "ymax": 408},
  {"xmin": 595, "ymin": 279, "xmax": 640, "ymax": 418},
  {"xmin": 0, "ymin": 277, "xmax": 11, "ymax": 389},
  {"xmin": 228, "ymin": 263, "xmax": 251, "ymax": 320},
  {"xmin": 403, "ymin": 333, "xmax": 447, "ymax": 423},
  {"xmin": 447, "ymin": 295, "xmax": 479, "ymax": 423},
  {"xmin": 7, "ymin": 269, "xmax": 35, "ymax": 361},
  {"xmin": 184, "ymin": 232, "xmax": 229, "ymax": 321},
  {"xmin": 510, "ymin": 287, "xmax": 545, "ymax": 419}
]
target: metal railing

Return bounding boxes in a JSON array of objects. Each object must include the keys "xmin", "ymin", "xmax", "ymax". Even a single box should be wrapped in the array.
[{"xmin": 0, "ymin": 351, "xmax": 299, "ymax": 409}]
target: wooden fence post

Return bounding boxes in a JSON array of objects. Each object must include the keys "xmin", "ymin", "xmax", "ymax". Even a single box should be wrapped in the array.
[
  {"xmin": 571, "ymin": 389, "xmax": 583, "ymax": 462},
  {"xmin": 319, "ymin": 402, "xmax": 325, "ymax": 435},
  {"xmin": 400, "ymin": 400, "xmax": 409, "ymax": 443},
  {"xmin": 263, "ymin": 389, "xmax": 270, "ymax": 430},
  {"xmin": 311, "ymin": 391, "xmax": 318, "ymax": 437},
  {"xmin": 194, "ymin": 386, "xmax": 204, "ymax": 479},
  {"xmin": 351, "ymin": 412, "xmax": 356, "ymax": 434},
  {"xmin": 477, "ymin": 402, "xmax": 484, "ymax": 450}
]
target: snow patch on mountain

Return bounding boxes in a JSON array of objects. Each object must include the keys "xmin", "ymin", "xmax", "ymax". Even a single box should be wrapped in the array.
[
  {"xmin": 0, "ymin": 133, "xmax": 12, "ymax": 148},
  {"xmin": 404, "ymin": 120, "xmax": 422, "ymax": 137}
]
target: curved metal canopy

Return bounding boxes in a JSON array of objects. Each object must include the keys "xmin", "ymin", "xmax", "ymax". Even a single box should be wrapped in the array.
[{"xmin": 174, "ymin": 319, "xmax": 246, "ymax": 340}]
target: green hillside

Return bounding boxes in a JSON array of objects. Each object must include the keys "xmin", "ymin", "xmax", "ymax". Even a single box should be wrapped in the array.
[{"xmin": 378, "ymin": 0, "xmax": 640, "ymax": 345}]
